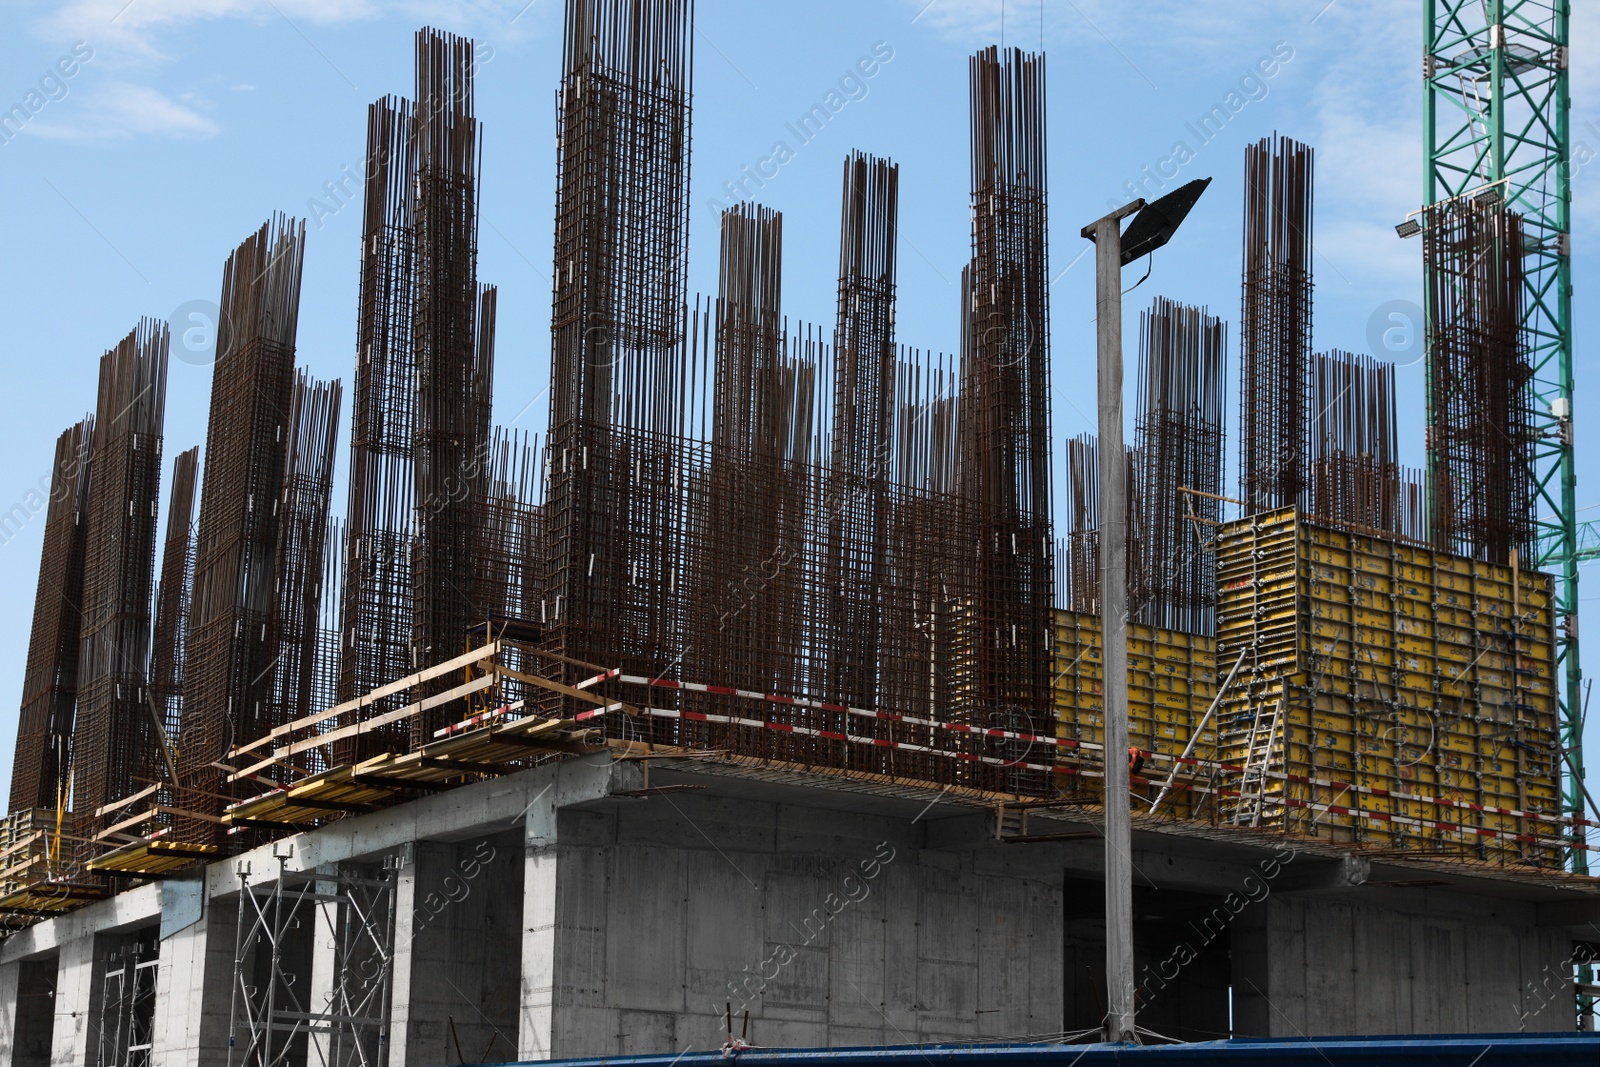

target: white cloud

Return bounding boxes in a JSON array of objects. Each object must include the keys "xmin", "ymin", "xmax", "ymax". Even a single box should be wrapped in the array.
[
  {"xmin": 904, "ymin": 0, "xmax": 1308, "ymax": 52},
  {"xmin": 25, "ymin": 0, "xmax": 533, "ymax": 146},
  {"xmin": 29, "ymin": 81, "xmax": 219, "ymax": 141},
  {"xmin": 42, "ymin": 0, "xmax": 538, "ymax": 54},
  {"xmin": 45, "ymin": 0, "xmax": 378, "ymax": 56},
  {"xmin": 1299, "ymin": 1, "xmax": 1420, "ymax": 291}
]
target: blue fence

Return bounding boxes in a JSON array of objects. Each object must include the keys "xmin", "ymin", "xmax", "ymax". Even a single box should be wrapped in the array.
[{"xmin": 482, "ymin": 1034, "xmax": 1600, "ymax": 1067}]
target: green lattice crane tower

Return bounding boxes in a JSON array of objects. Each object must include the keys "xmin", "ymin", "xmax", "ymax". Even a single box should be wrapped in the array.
[{"xmin": 1423, "ymin": 1, "xmax": 1581, "ymax": 870}]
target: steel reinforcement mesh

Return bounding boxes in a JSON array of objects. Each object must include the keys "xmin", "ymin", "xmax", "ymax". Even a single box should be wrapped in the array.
[
  {"xmin": 1425, "ymin": 198, "xmax": 1534, "ymax": 565},
  {"xmin": 177, "ymin": 217, "xmax": 304, "ymax": 841},
  {"xmin": 1239, "ymin": 135, "xmax": 1313, "ymax": 515},
  {"xmin": 339, "ymin": 94, "xmax": 417, "ymax": 761},
  {"xmin": 9, "ymin": 419, "xmax": 93, "ymax": 814},
  {"xmin": 72, "ymin": 322, "xmax": 168, "ymax": 829}
]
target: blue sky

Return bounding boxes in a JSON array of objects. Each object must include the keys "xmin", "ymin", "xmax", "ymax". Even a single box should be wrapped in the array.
[{"xmin": 0, "ymin": 0, "xmax": 1596, "ymax": 829}]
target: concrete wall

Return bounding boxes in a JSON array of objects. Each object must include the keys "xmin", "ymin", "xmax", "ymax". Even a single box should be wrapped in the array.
[
  {"xmin": 1232, "ymin": 889, "xmax": 1578, "ymax": 1036},
  {"xmin": 391, "ymin": 832, "xmax": 524, "ymax": 1067},
  {"xmin": 543, "ymin": 793, "xmax": 1064, "ymax": 1058},
  {"xmin": 4, "ymin": 760, "xmax": 1598, "ymax": 1065},
  {"xmin": 148, "ymin": 896, "xmax": 236, "ymax": 1067},
  {"xmin": 48, "ymin": 936, "xmax": 95, "ymax": 1067}
]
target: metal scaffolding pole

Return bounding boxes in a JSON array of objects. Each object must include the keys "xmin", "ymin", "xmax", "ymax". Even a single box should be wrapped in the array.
[
  {"xmin": 229, "ymin": 848, "xmax": 396, "ymax": 1067},
  {"xmin": 96, "ymin": 933, "xmax": 157, "ymax": 1067}
]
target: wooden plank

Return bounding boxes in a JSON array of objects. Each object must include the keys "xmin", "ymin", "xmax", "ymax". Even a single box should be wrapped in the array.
[
  {"xmin": 220, "ymin": 750, "xmax": 315, "ymax": 786},
  {"xmin": 0, "ymin": 859, "xmax": 44, "ymax": 884},
  {"xmin": 95, "ymin": 783, "xmax": 160, "ymax": 818},
  {"xmin": 279, "ymin": 674, "xmax": 497, "ymax": 759},
  {"xmin": 226, "ymin": 817, "xmax": 309, "ymax": 831},
  {"xmin": 228, "ymin": 674, "xmax": 498, "ymax": 781},
  {"xmin": 494, "ymin": 664, "xmax": 629, "ymax": 709},
  {"xmin": 349, "ymin": 772, "xmax": 451, "ymax": 792},
  {"xmin": 419, "ymin": 756, "xmax": 512, "ymax": 774},
  {"xmin": 155, "ymin": 805, "xmax": 222, "ymax": 825},
  {"xmin": 276, "ymin": 797, "xmax": 382, "ymax": 814},
  {"xmin": 421, "ymin": 717, "xmax": 571, "ymax": 762},
  {"xmin": 0, "ymin": 832, "xmax": 45, "ymax": 863},
  {"xmin": 94, "ymin": 807, "xmax": 161, "ymax": 842},
  {"xmin": 500, "ymin": 637, "xmax": 609, "ymax": 675},
  {"xmin": 232, "ymin": 642, "xmax": 502, "ymax": 756}
]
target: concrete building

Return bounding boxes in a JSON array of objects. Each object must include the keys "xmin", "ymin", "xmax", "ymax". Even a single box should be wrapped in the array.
[{"xmin": 2, "ymin": 750, "xmax": 1595, "ymax": 1066}]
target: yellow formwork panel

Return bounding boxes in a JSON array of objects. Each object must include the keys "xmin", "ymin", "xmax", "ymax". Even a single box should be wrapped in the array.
[
  {"xmin": 1215, "ymin": 508, "xmax": 1562, "ymax": 865},
  {"xmin": 1051, "ymin": 609, "xmax": 1216, "ymax": 814},
  {"xmin": 0, "ymin": 809, "xmax": 85, "ymax": 897}
]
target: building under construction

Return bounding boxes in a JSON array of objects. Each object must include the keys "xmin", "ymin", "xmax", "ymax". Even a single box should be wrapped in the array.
[{"xmin": 0, "ymin": 4, "xmax": 1593, "ymax": 1066}]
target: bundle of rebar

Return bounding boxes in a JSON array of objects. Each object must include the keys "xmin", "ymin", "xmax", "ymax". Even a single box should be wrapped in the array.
[
  {"xmin": 876, "ymin": 355, "xmax": 973, "ymax": 781},
  {"xmin": 339, "ymin": 94, "xmax": 417, "ymax": 762},
  {"xmin": 1059, "ymin": 433, "xmax": 1138, "ymax": 617},
  {"xmin": 315, "ymin": 520, "xmax": 345, "ymax": 725},
  {"xmin": 819, "ymin": 153, "xmax": 900, "ymax": 716},
  {"xmin": 685, "ymin": 206, "xmax": 812, "ymax": 742},
  {"xmin": 1308, "ymin": 350, "xmax": 1422, "ymax": 538},
  {"xmin": 72, "ymin": 321, "xmax": 170, "ymax": 828},
  {"xmin": 476, "ymin": 426, "xmax": 544, "ymax": 690},
  {"xmin": 1239, "ymin": 135, "xmax": 1313, "ymax": 515},
  {"xmin": 960, "ymin": 46, "xmax": 1055, "ymax": 788},
  {"xmin": 8, "ymin": 419, "xmax": 93, "ymax": 813},
  {"xmin": 147, "ymin": 446, "xmax": 199, "ymax": 809},
  {"xmin": 1424, "ymin": 197, "xmax": 1533, "ymax": 564},
  {"xmin": 1060, "ymin": 435, "xmax": 1099, "ymax": 615},
  {"xmin": 1132, "ymin": 298, "xmax": 1226, "ymax": 635},
  {"xmin": 178, "ymin": 216, "xmax": 305, "ymax": 839},
  {"xmin": 411, "ymin": 27, "xmax": 493, "ymax": 744},
  {"xmin": 266, "ymin": 372, "xmax": 342, "ymax": 763},
  {"xmin": 543, "ymin": 0, "xmax": 694, "ymax": 713}
]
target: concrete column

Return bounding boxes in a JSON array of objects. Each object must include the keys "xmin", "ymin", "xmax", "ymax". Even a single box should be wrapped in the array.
[
  {"xmin": 1, "ymin": 959, "xmax": 20, "ymax": 1066},
  {"xmin": 49, "ymin": 935, "xmax": 95, "ymax": 1066},
  {"xmin": 519, "ymin": 797, "xmax": 559, "ymax": 1060},
  {"xmin": 305, "ymin": 876, "xmax": 340, "ymax": 1067},
  {"xmin": 149, "ymin": 897, "xmax": 237, "ymax": 1067},
  {"xmin": 387, "ymin": 846, "xmax": 422, "ymax": 1066}
]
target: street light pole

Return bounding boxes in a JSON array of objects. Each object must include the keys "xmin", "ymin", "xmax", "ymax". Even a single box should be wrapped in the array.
[
  {"xmin": 1079, "ymin": 177, "xmax": 1209, "ymax": 1045},
  {"xmin": 1084, "ymin": 198, "xmax": 1143, "ymax": 1045}
]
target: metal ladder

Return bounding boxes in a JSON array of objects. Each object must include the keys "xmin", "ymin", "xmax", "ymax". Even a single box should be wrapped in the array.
[{"xmin": 1231, "ymin": 698, "xmax": 1284, "ymax": 828}]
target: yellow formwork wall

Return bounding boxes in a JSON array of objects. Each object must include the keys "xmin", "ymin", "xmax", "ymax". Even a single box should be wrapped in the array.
[
  {"xmin": 1215, "ymin": 508, "xmax": 1562, "ymax": 864},
  {"xmin": 0, "ymin": 808, "xmax": 80, "ymax": 894},
  {"xmin": 1052, "ymin": 610, "xmax": 1216, "ymax": 815}
]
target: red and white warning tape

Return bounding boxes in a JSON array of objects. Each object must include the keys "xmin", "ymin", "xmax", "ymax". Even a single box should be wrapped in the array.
[
  {"xmin": 434, "ymin": 699, "xmax": 526, "ymax": 738},
  {"xmin": 599, "ymin": 671, "xmax": 1585, "ymax": 838},
  {"xmin": 621, "ymin": 701, "xmax": 1585, "ymax": 854}
]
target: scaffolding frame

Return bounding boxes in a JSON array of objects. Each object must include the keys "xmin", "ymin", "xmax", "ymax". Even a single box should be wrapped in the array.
[
  {"xmin": 96, "ymin": 939, "xmax": 158, "ymax": 1067},
  {"xmin": 228, "ymin": 848, "xmax": 396, "ymax": 1067}
]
